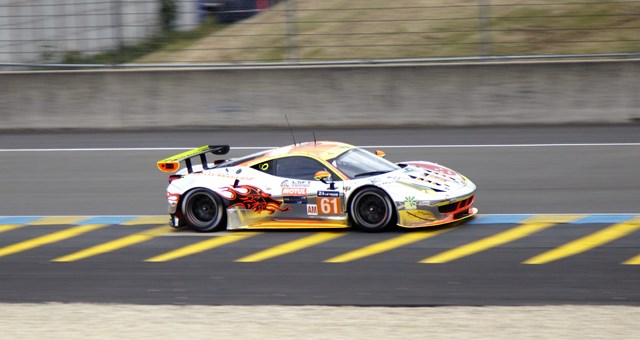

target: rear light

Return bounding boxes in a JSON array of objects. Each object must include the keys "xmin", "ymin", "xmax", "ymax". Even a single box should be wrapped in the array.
[
  {"xmin": 167, "ymin": 193, "xmax": 181, "ymax": 205},
  {"xmin": 169, "ymin": 175, "xmax": 182, "ymax": 183}
]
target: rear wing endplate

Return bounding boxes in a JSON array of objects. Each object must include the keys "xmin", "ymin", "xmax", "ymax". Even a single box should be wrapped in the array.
[{"xmin": 157, "ymin": 145, "xmax": 230, "ymax": 173}]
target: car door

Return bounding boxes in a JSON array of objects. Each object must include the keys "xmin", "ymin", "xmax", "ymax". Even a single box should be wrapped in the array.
[{"xmin": 261, "ymin": 156, "xmax": 347, "ymax": 221}]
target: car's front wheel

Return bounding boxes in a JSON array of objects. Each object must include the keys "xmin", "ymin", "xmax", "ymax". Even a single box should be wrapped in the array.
[
  {"xmin": 182, "ymin": 189, "xmax": 226, "ymax": 232},
  {"xmin": 349, "ymin": 187, "xmax": 395, "ymax": 232}
]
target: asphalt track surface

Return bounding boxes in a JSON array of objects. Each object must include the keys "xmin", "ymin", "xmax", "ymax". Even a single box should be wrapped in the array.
[{"xmin": 0, "ymin": 126, "xmax": 638, "ymax": 306}]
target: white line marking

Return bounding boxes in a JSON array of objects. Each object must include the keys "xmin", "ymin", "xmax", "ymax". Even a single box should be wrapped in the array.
[
  {"xmin": 361, "ymin": 143, "xmax": 640, "ymax": 148},
  {"xmin": 0, "ymin": 147, "xmax": 272, "ymax": 152},
  {"xmin": 0, "ymin": 143, "xmax": 639, "ymax": 152}
]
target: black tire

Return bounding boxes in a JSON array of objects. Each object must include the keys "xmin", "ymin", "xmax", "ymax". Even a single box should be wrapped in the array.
[
  {"xmin": 349, "ymin": 187, "xmax": 395, "ymax": 232},
  {"xmin": 182, "ymin": 189, "xmax": 226, "ymax": 232}
]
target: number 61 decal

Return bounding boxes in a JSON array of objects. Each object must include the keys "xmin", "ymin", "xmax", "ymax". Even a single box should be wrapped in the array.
[{"xmin": 317, "ymin": 190, "xmax": 341, "ymax": 215}]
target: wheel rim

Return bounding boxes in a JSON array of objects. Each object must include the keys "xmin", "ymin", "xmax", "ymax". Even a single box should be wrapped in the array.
[
  {"xmin": 354, "ymin": 192, "xmax": 389, "ymax": 229},
  {"xmin": 187, "ymin": 193, "xmax": 218, "ymax": 226}
]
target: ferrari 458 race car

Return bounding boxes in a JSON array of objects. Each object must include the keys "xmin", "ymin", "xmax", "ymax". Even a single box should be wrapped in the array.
[{"xmin": 157, "ymin": 141, "xmax": 477, "ymax": 232}]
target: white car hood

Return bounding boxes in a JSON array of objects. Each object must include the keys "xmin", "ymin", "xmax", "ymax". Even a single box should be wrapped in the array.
[{"xmin": 398, "ymin": 164, "xmax": 468, "ymax": 192}]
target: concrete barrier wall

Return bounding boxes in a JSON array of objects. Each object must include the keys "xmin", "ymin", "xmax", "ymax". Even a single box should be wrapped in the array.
[{"xmin": 1, "ymin": 60, "xmax": 639, "ymax": 130}]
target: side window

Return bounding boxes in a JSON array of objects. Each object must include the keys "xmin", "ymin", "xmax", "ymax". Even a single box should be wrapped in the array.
[
  {"xmin": 275, "ymin": 156, "xmax": 331, "ymax": 181},
  {"xmin": 251, "ymin": 159, "xmax": 276, "ymax": 176}
]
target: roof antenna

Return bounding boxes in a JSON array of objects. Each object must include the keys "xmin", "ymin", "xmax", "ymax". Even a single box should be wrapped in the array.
[
  {"xmin": 285, "ymin": 115, "xmax": 297, "ymax": 145},
  {"xmin": 312, "ymin": 131, "xmax": 317, "ymax": 146}
]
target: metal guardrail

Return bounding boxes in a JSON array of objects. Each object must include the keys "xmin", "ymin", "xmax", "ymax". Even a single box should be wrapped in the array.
[
  {"xmin": 1, "ymin": 0, "xmax": 639, "ymax": 69},
  {"xmin": 4, "ymin": 52, "xmax": 640, "ymax": 71}
]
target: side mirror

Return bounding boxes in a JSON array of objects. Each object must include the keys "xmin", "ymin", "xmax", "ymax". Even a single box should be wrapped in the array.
[
  {"xmin": 314, "ymin": 170, "xmax": 332, "ymax": 183},
  {"xmin": 375, "ymin": 150, "xmax": 386, "ymax": 158}
]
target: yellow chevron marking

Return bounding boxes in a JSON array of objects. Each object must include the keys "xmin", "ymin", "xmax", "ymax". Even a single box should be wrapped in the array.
[
  {"xmin": 29, "ymin": 216, "xmax": 87, "ymax": 225},
  {"xmin": 236, "ymin": 232, "xmax": 345, "ymax": 262},
  {"xmin": 325, "ymin": 230, "xmax": 447, "ymax": 263},
  {"xmin": 0, "ymin": 224, "xmax": 107, "ymax": 257},
  {"xmin": 524, "ymin": 217, "xmax": 640, "ymax": 264},
  {"xmin": 420, "ymin": 215, "xmax": 583, "ymax": 264},
  {"xmin": 52, "ymin": 226, "xmax": 172, "ymax": 262},
  {"xmin": 623, "ymin": 254, "xmax": 640, "ymax": 265},
  {"xmin": 0, "ymin": 224, "xmax": 23, "ymax": 234},
  {"xmin": 145, "ymin": 232, "xmax": 259, "ymax": 262},
  {"xmin": 121, "ymin": 216, "xmax": 168, "ymax": 225}
]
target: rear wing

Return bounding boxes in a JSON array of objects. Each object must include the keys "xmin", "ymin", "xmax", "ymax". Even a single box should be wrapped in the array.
[{"xmin": 157, "ymin": 145, "xmax": 230, "ymax": 173}]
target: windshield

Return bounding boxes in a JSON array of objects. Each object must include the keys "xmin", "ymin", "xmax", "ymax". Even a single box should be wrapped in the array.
[{"xmin": 330, "ymin": 148, "xmax": 400, "ymax": 179}]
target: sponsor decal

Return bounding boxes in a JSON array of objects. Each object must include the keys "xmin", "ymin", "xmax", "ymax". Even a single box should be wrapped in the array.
[
  {"xmin": 430, "ymin": 166, "xmax": 458, "ymax": 177},
  {"xmin": 417, "ymin": 200, "xmax": 431, "ymax": 207},
  {"xmin": 222, "ymin": 185, "xmax": 291, "ymax": 214},
  {"xmin": 281, "ymin": 187, "xmax": 309, "ymax": 205},
  {"xmin": 317, "ymin": 191, "xmax": 341, "ymax": 214},
  {"xmin": 317, "ymin": 190, "xmax": 340, "ymax": 198},
  {"xmin": 405, "ymin": 162, "xmax": 458, "ymax": 177},
  {"xmin": 283, "ymin": 196, "xmax": 308, "ymax": 204},
  {"xmin": 307, "ymin": 204, "xmax": 318, "ymax": 216},
  {"xmin": 371, "ymin": 176, "xmax": 399, "ymax": 186},
  {"xmin": 280, "ymin": 179, "xmax": 312, "ymax": 187},
  {"xmin": 282, "ymin": 187, "xmax": 307, "ymax": 196},
  {"xmin": 404, "ymin": 196, "xmax": 417, "ymax": 209}
]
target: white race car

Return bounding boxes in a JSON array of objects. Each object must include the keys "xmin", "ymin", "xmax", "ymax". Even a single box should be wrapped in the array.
[{"xmin": 157, "ymin": 141, "xmax": 477, "ymax": 232}]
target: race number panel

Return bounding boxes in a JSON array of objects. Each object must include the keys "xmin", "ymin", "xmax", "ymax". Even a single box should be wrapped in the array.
[{"xmin": 317, "ymin": 190, "xmax": 341, "ymax": 215}]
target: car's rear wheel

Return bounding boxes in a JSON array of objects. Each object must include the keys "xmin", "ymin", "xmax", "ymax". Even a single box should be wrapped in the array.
[
  {"xmin": 349, "ymin": 187, "xmax": 395, "ymax": 232},
  {"xmin": 182, "ymin": 189, "xmax": 226, "ymax": 232}
]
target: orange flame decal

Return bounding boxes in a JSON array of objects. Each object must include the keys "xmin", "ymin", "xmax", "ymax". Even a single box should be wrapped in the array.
[{"xmin": 223, "ymin": 185, "xmax": 291, "ymax": 214}]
